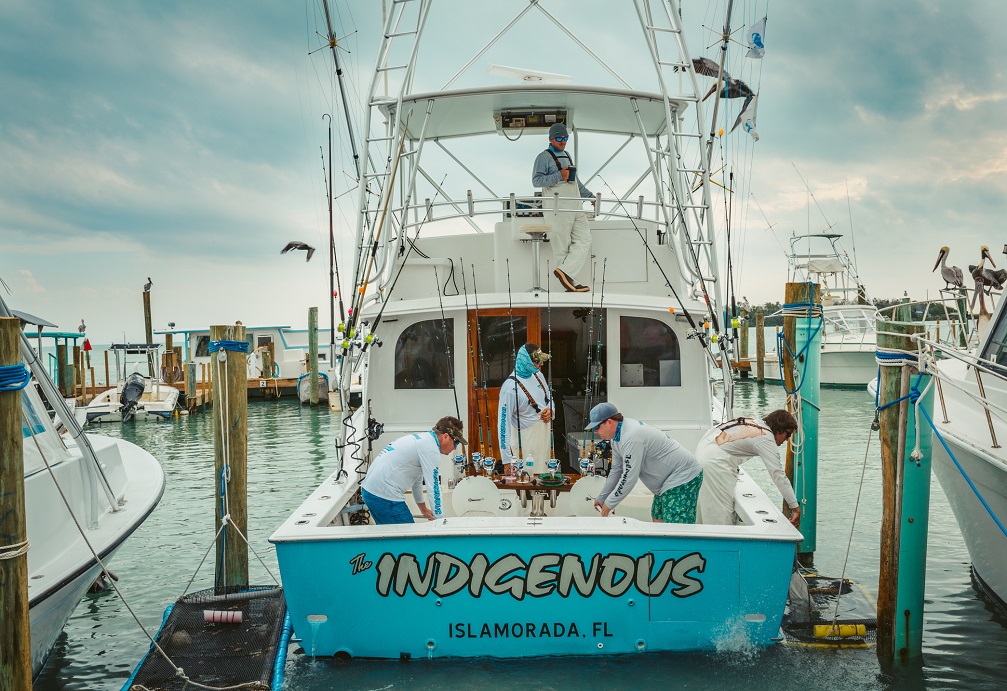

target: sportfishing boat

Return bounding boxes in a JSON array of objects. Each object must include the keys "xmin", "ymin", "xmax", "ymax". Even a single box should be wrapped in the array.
[
  {"xmin": 763, "ymin": 233, "xmax": 878, "ymax": 387},
  {"xmin": 925, "ymin": 290, "xmax": 1007, "ymax": 612},
  {"xmin": 85, "ymin": 343, "xmax": 180, "ymax": 422},
  {"xmin": 2, "ymin": 301, "xmax": 165, "ymax": 679},
  {"xmin": 271, "ymin": 0, "xmax": 801, "ymax": 658}
]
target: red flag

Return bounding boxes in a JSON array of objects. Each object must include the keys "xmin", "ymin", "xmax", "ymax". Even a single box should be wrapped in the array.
[{"xmin": 83, "ymin": 338, "xmax": 92, "ymax": 351}]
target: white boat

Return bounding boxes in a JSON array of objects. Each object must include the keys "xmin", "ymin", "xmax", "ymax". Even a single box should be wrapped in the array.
[
  {"xmin": 85, "ymin": 344, "xmax": 180, "ymax": 422},
  {"xmin": 271, "ymin": 0, "xmax": 801, "ymax": 659},
  {"xmin": 925, "ymin": 290, "xmax": 1007, "ymax": 612},
  {"xmin": 762, "ymin": 233, "xmax": 878, "ymax": 387},
  {"xmin": 3, "ymin": 302, "xmax": 165, "ymax": 679}
]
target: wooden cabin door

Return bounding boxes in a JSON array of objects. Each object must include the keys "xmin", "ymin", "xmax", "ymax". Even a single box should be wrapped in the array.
[{"xmin": 466, "ymin": 309, "xmax": 541, "ymax": 460}]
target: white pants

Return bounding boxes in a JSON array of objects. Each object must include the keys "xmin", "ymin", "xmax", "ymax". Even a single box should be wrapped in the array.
[
  {"xmin": 510, "ymin": 418, "xmax": 551, "ymax": 474},
  {"xmin": 695, "ymin": 428, "xmax": 742, "ymax": 525},
  {"xmin": 543, "ymin": 181, "xmax": 592, "ymax": 279}
]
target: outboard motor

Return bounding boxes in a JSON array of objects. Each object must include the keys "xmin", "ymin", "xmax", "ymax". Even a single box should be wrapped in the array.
[{"xmin": 119, "ymin": 372, "xmax": 146, "ymax": 422}]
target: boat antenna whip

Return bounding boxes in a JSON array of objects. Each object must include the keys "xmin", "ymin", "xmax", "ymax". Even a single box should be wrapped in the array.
[{"xmin": 322, "ymin": 114, "xmax": 347, "ymax": 362}]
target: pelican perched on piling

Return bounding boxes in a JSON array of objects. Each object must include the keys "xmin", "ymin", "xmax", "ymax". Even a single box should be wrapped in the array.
[{"xmin": 933, "ymin": 246, "xmax": 964, "ymax": 290}]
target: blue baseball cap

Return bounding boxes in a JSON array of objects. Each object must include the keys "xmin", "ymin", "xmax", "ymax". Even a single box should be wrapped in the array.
[{"xmin": 584, "ymin": 402, "xmax": 619, "ymax": 431}]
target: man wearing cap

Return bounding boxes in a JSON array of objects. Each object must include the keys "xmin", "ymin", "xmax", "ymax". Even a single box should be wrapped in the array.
[
  {"xmin": 361, "ymin": 416, "xmax": 467, "ymax": 524},
  {"xmin": 498, "ymin": 343, "xmax": 554, "ymax": 474},
  {"xmin": 585, "ymin": 402, "xmax": 703, "ymax": 523},
  {"xmin": 532, "ymin": 122, "xmax": 594, "ymax": 292},
  {"xmin": 695, "ymin": 410, "xmax": 801, "ymax": 526}
]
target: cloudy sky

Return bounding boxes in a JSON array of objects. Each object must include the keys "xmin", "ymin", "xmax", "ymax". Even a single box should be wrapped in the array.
[{"xmin": 1, "ymin": 0, "xmax": 1005, "ymax": 343}]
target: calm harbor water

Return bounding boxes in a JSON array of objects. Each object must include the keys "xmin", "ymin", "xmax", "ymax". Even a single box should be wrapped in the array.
[{"xmin": 33, "ymin": 382, "xmax": 1007, "ymax": 690}]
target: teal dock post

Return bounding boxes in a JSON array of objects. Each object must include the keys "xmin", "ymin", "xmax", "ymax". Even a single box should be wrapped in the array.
[
  {"xmin": 877, "ymin": 320, "xmax": 933, "ymax": 665},
  {"xmin": 0, "ymin": 317, "xmax": 32, "ymax": 687},
  {"xmin": 782, "ymin": 282, "xmax": 822, "ymax": 565},
  {"xmin": 308, "ymin": 307, "xmax": 319, "ymax": 406}
]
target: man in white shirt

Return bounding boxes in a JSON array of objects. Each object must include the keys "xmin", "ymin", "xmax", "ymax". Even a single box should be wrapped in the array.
[
  {"xmin": 361, "ymin": 416, "xmax": 467, "ymax": 524},
  {"xmin": 694, "ymin": 409, "xmax": 801, "ymax": 526},
  {"xmin": 584, "ymin": 402, "xmax": 704, "ymax": 523},
  {"xmin": 498, "ymin": 343, "xmax": 554, "ymax": 474}
]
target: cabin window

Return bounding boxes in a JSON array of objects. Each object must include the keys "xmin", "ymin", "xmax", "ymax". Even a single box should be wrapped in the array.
[
  {"xmin": 619, "ymin": 316, "xmax": 680, "ymax": 387},
  {"xmin": 983, "ymin": 308, "xmax": 1007, "ymax": 370},
  {"xmin": 21, "ymin": 390, "xmax": 47, "ymax": 438},
  {"xmin": 395, "ymin": 319, "xmax": 454, "ymax": 389},
  {"xmin": 195, "ymin": 336, "xmax": 211, "ymax": 358},
  {"xmin": 256, "ymin": 335, "xmax": 272, "ymax": 349}
]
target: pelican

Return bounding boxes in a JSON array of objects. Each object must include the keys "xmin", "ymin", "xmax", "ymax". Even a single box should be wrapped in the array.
[
  {"xmin": 78, "ymin": 318, "xmax": 86, "ymax": 334},
  {"xmin": 281, "ymin": 241, "xmax": 316, "ymax": 262},
  {"xmin": 933, "ymin": 246, "xmax": 964, "ymax": 290},
  {"xmin": 144, "ymin": 276, "xmax": 153, "ymax": 292}
]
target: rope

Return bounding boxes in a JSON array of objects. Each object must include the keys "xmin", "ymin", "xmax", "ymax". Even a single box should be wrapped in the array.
[
  {"xmin": 0, "ymin": 539, "xmax": 29, "ymax": 560},
  {"xmin": 775, "ymin": 293, "xmax": 824, "ymax": 396},
  {"xmin": 920, "ymin": 404, "xmax": 1007, "ymax": 540},
  {"xmin": 208, "ymin": 340, "xmax": 250, "ymax": 354},
  {"xmin": 0, "ymin": 362, "xmax": 30, "ymax": 391}
]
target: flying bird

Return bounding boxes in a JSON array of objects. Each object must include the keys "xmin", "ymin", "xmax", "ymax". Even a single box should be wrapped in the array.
[
  {"xmin": 78, "ymin": 318, "xmax": 86, "ymax": 333},
  {"xmin": 281, "ymin": 241, "xmax": 316, "ymax": 262},
  {"xmin": 933, "ymin": 246, "xmax": 964, "ymax": 290},
  {"xmin": 144, "ymin": 277, "xmax": 153, "ymax": 292}
]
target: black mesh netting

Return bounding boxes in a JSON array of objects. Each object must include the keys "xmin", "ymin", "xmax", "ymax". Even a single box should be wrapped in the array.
[{"xmin": 127, "ymin": 586, "xmax": 286, "ymax": 691}]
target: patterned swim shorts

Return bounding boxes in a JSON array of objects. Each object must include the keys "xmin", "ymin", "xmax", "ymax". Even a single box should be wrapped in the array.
[{"xmin": 651, "ymin": 471, "xmax": 703, "ymax": 524}]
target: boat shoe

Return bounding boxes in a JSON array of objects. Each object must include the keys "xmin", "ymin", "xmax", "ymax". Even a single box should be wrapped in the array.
[{"xmin": 554, "ymin": 268, "xmax": 589, "ymax": 292}]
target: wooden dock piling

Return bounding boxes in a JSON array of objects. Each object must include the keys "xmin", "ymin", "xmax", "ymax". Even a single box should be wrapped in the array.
[
  {"xmin": 0, "ymin": 317, "xmax": 31, "ymax": 688},
  {"xmin": 308, "ymin": 307, "xmax": 319, "ymax": 406},
  {"xmin": 211, "ymin": 324, "xmax": 249, "ymax": 589},
  {"xmin": 876, "ymin": 320, "xmax": 933, "ymax": 665},
  {"xmin": 755, "ymin": 312, "xmax": 765, "ymax": 383},
  {"xmin": 143, "ymin": 289, "xmax": 154, "ymax": 377}
]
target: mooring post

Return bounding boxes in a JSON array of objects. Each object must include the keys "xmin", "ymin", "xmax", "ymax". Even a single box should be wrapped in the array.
[
  {"xmin": 0, "ymin": 317, "xmax": 32, "ymax": 688},
  {"xmin": 876, "ymin": 320, "xmax": 933, "ymax": 665},
  {"xmin": 308, "ymin": 307, "xmax": 319, "ymax": 406},
  {"xmin": 755, "ymin": 311, "xmax": 766, "ymax": 383},
  {"xmin": 104, "ymin": 349, "xmax": 110, "ymax": 388},
  {"xmin": 143, "ymin": 289, "xmax": 154, "ymax": 377},
  {"xmin": 164, "ymin": 334, "xmax": 174, "ymax": 384},
  {"xmin": 210, "ymin": 324, "xmax": 249, "ymax": 589},
  {"xmin": 56, "ymin": 342, "xmax": 68, "ymax": 395},
  {"xmin": 739, "ymin": 308, "xmax": 750, "ymax": 366},
  {"xmin": 72, "ymin": 344, "xmax": 81, "ymax": 398},
  {"xmin": 262, "ymin": 343, "xmax": 274, "ymax": 381},
  {"xmin": 781, "ymin": 282, "xmax": 822, "ymax": 565}
]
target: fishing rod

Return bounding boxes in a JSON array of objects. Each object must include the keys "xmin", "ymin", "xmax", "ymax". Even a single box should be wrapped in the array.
[
  {"xmin": 357, "ymin": 174, "xmax": 448, "ymax": 353},
  {"xmin": 505, "ymin": 259, "xmax": 523, "ymax": 463},
  {"xmin": 460, "ymin": 258, "xmax": 486, "ymax": 457},
  {"xmin": 580, "ymin": 261, "xmax": 598, "ymax": 454},
  {"xmin": 322, "ymin": 114, "xmax": 347, "ymax": 363},
  {"xmin": 592, "ymin": 259, "xmax": 608, "ymax": 403},
  {"xmin": 434, "ymin": 266, "xmax": 461, "ymax": 421},
  {"xmin": 471, "ymin": 264, "xmax": 492, "ymax": 474},
  {"xmin": 346, "ymin": 110, "xmax": 413, "ymax": 342},
  {"xmin": 596, "ymin": 176, "xmax": 717, "ymax": 361},
  {"xmin": 546, "ymin": 259, "xmax": 555, "ymax": 461}
]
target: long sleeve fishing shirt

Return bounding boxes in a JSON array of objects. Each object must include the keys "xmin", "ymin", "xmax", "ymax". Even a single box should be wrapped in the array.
[
  {"xmin": 596, "ymin": 418, "xmax": 702, "ymax": 510},
  {"xmin": 704, "ymin": 418, "xmax": 798, "ymax": 509},
  {"xmin": 497, "ymin": 369, "xmax": 555, "ymax": 465},
  {"xmin": 361, "ymin": 430, "xmax": 444, "ymax": 517}
]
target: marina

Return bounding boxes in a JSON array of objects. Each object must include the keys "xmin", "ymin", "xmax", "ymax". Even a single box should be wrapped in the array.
[{"xmin": 3, "ymin": 0, "xmax": 1007, "ymax": 689}]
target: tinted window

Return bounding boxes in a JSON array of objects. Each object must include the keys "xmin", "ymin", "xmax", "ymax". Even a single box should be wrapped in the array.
[
  {"xmin": 395, "ymin": 319, "xmax": 454, "ymax": 389},
  {"xmin": 619, "ymin": 316, "xmax": 680, "ymax": 387}
]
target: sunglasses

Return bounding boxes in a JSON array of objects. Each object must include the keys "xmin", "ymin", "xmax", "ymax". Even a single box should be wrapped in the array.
[{"xmin": 553, "ymin": 136, "xmax": 568, "ymax": 142}]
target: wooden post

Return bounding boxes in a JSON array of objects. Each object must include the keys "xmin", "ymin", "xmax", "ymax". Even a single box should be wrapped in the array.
[
  {"xmin": 72, "ymin": 345, "xmax": 82, "ymax": 397},
  {"xmin": 782, "ymin": 282, "xmax": 822, "ymax": 566},
  {"xmin": 262, "ymin": 343, "xmax": 274, "ymax": 380},
  {"xmin": 210, "ymin": 324, "xmax": 248, "ymax": 589},
  {"xmin": 104, "ymin": 349, "xmax": 111, "ymax": 387},
  {"xmin": 755, "ymin": 312, "xmax": 765, "ymax": 383},
  {"xmin": 173, "ymin": 346, "xmax": 182, "ymax": 383},
  {"xmin": 877, "ymin": 320, "xmax": 933, "ymax": 665},
  {"xmin": 143, "ymin": 290, "xmax": 154, "ymax": 377},
  {"xmin": 186, "ymin": 362, "xmax": 196, "ymax": 412},
  {"xmin": 89, "ymin": 368, "xmax": 96, "ymax": 404},
  {"xmin": 739, "ymin": 309, "xmax": 750, "ymax": 362},
  {"xmin": 0, "ymin": 317, "xmax": 32, "ymax": 688},
  {"xmin": 308, "ymin": 307, "xmax": 319, "ymax": 406},
  {"xmin": 56, "ymin": 342, "xmax": 68, "ymax": 395},
  {"xmin": 164, "ymin": 334, "xmax": 174, "ymax": 384}
]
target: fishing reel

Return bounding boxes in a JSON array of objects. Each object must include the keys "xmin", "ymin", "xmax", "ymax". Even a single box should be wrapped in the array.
[{"xmin": 366, "ymin": 416, "xmax": 384, "ymax": 441}]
